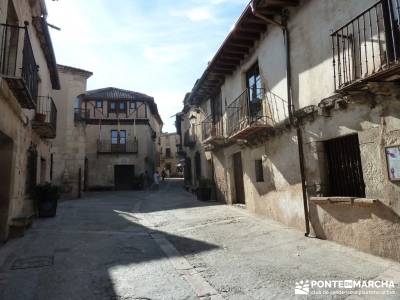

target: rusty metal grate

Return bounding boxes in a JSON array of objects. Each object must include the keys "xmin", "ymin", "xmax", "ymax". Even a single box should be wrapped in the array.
[
  {"xmin": 10, "ymin": 256, "xmax": 54, "ymax": 270},
  {"xmin": 324, "ymin": 134, "xmax": 366, "ymax": 197}
]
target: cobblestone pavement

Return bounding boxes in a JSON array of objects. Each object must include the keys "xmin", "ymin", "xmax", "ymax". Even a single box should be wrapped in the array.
[{"xmin": 0, "ymin": 178, "xmax": 399, "ymax": 299}]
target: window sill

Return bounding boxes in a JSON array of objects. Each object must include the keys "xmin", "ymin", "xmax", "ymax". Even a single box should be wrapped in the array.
[{"xmin": 310, "ymin": 197, "xmax": 379, "ymax": 206}]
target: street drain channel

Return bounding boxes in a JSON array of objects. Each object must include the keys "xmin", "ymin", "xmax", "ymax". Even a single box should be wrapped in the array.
[{"xmin": 10, "ymin": 256, "xmax": 54, "ymax": 270}]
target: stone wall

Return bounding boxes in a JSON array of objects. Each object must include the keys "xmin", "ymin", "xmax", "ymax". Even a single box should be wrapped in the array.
[
  {"xmin": 52, "ymin": 66, "xmax": 91, "ymax": 198},
  {"xmin": 85, "ymin": 123, "xmax": 157, "ymax": 189},
  {"xmin": 0, "ymin": 0, "xmax": 56, "ymax": 240}
]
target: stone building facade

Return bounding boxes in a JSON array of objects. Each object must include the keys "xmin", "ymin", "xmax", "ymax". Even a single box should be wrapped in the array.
[
  {"xmin": 75, "ymin": 87, "xmax": 163, "ymax": 190},
  {"xmin": 178, "ymin": 0, "xmax": 400, "ymax": 261},
  {"xmin": 52, "ymin": 65, "xmax": 93, "ymax": 198},
  {"xmin": 159, "ymin": 132, "xmax": 181, "ymax": 177},
  {"xmin": 0, "ymin": 0, "xmax": 60, "ymax": 241}
]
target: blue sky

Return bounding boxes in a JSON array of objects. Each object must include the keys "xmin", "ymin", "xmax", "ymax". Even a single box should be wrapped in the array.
[{"xmin": 46, "ymin": 0, "xmax": 248, "ymax": 132}]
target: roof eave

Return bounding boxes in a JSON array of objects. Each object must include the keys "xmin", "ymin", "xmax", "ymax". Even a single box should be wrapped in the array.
[{"xmin": 32, "ymin": 16, "xmax": 61, "ymax": 90}]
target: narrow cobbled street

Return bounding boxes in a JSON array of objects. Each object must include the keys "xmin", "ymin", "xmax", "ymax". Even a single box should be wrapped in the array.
[{"xmin": 0, "ymin": 179, "xmax": 399, "ymax": 300}]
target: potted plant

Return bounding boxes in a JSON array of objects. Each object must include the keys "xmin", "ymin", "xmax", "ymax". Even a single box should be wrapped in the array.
[
  {"xmin": 197, "ymin": 177, "xmax": 213, "ymax": 201},
  {"xmin": 32, "ymin": 183, "xmax": 60, "ymax": 217},
  {"xmin": 35, "ymin": 112, "xmax": 46, "ymax": 123}
]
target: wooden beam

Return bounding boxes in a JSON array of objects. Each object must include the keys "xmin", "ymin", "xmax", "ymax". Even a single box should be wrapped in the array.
[
  {"xmin": 213, "ymin": 65, "xmax": 236, "ymax": 71},
  {"xmin": 238, "ymin": 23, "xmax": 266, "ymax": 33},
  {"xmin": 217, "ymin": 58, "xmax": 241, "ymax": 65},
  {"xmin": 219, "ymin": 52, "xmax": 244, "ymax": 60},
  {"xmin": 229, "ymin": 38, "xmax": 254, "ymax": 47},
  {"xmin": 210, "ymin": 69, "xmax": 232, "ymax": 75},
  {"xmin": 214, "ymin": 64, "xmax": 236, "ymax": 71},
  {"xmin": 263, "ymin": 0, "xmax": 299, "ymax": 6},
  {"xmin": 255, "ymin": 7, "xmax": 282, "ymax": 16},
  {"xmin": 234, "ymin": 31, "xmax": 260, "ymax": 40},
  {"xmin": 224, "ymin": 45, "xmax": 250, "ymax": 54}
]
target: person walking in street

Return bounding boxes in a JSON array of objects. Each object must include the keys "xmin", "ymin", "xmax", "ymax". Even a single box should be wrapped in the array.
[
  {"xmin": 161, "ymin": 169, "xmax": 166, "ymax": 181},
  {"xmin": 153, "ymin": 171, "xmax": 160, "ymax": 190}
]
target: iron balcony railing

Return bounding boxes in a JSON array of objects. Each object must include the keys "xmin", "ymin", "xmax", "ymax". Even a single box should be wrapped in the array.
[
  {"xmin": 332, "ymin": 0, "xmax": 400, "ymax": 90},
  {"xmin": 74, "ymin": 108, "xmax": 90, "ymax": 122},
  {"xmin": 226, "ymin": 88, "xmax": 288, "ymax": 138},
  {"xmin": 201, "ymin": 114, "xmax": 224, "ymax": 142},
  {"xmin": 0, "ymin": 22, "xmax": 38, "ymax": 108},
  {"xmin": 97, "ymin": 139, "xmax": 138, "ymax": 154},
  {"xmin": 32, "ymin": 96, "xmax": 57, "ymax": 138},
  {"xmin": 183, "ymin": 128, "xmax": 196, "ymax": 147}
]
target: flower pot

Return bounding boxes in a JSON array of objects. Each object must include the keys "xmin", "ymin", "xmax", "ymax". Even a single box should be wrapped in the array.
[
  {"xmin": 197, "ymin": 187, "xmax": 212, "ymax": 201},
  {"xmin": 38, "ymin": 199, "xmax": 58, "ymax": 217},
  {"xmin": 32, "ymin": 183, "xmax": 60, "ymax": 218},
  {"xmin": 35, "ymin": 113, "xmax": 46, "ymax": 123}
]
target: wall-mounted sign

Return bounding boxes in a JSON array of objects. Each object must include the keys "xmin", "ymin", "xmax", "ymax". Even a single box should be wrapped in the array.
[{"xmin": 385, "ymin": 146, "xmax": 400, "ymax": 181}]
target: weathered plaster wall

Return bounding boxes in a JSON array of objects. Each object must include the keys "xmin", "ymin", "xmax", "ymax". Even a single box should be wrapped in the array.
[
  {"xmin": 305, "ymin": 95, "xmax": 400, "ymax": 261},
  {"xmin": 213, "ymin": 130, "xmax": 305, "ymax": 230}
]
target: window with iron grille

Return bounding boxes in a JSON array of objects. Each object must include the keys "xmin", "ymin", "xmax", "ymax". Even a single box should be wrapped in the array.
[
  {"xmin": 255, "ymin": 159, "xmax": 264, "ymax": 182},
  {"xmin": 324, "ymin": 134, "xmax": 365, "ymax": 197}
]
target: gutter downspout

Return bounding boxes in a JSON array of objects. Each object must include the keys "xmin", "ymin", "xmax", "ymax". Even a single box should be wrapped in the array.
[{"xmin": 251, "ymin": 2, "xmax": 310, "ymax": 236}]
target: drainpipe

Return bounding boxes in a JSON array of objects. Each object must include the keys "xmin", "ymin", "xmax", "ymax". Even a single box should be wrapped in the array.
[{"xmin": 251, "ymin": 2, "xmax": 310, "ymax": 236}]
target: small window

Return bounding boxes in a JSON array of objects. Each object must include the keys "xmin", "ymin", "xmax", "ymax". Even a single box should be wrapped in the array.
[
  {"xmin": 110, "ymin": 102, "xmax": 116, "ymax": 112},
  {"xmin": 111, "ymin": 130, "xmax": 126, "ymax": 145},
  {"xmin": 255, "ymin": 159, "xmax": 264, "ymax": 182},
  {"xmin": 130, "ymin": 101, "xmax": 136, "ymax": 109},
  {"xmin": 119, "ymin": 102, "xmax": 126, "ymax": 111},
  {"xmin": 96, "ymin": 100, "xmax": 102, "ymax": 108}
]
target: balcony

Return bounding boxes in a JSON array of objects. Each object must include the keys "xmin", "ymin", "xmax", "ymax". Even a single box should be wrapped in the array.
[
  {"xmin": 183, "ymin": 129, "xmax": 196, "ymax": 148},
  {"xmin": 332, "ymin": 0, "xmax": 400, "ymax": 91},
  {"xmin": 226, "ymin": 88, "xmax": 288, "ymax": 139},
  {"xmin": 97, "ymin": 139, "xmax": 138, "ymax": 154},
  {"xmin": 0, "ymin": 22, "xmax": 38, "ymax": 109},
  {"xmin": 74, "ymin": 108, "xmax": 90, "ymax": 122},
  {"xmin": 201, "ymin": 115, "xmax": 225, "ymax": 145},
  {"xmin": 32, "ymin": 96, "xmax": 57, "ymax": 139}
]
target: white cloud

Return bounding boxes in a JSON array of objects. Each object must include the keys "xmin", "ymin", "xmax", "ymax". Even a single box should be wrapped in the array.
[
  {"xmin": 186, "ymin": 7, "xmax": 213, "ymax": 21},
  {"xmin": 171, "ymin": 7, "xmax": 214, "ymax": 22}
]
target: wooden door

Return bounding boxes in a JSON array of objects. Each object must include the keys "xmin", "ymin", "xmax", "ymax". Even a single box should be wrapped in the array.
[
  {"xmin": 114, "ymin": 165, "xmax": 135, "ymax": 190},
  {"xmin": 232, "ymin": 152, "xmax": 245, "ymax": 204}
]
